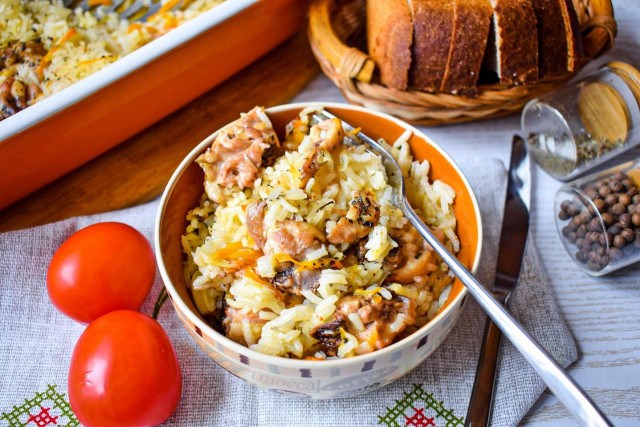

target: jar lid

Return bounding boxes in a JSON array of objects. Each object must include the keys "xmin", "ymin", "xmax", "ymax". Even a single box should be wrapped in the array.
[{"xmin": 604, "ymin": 61, "xmax": 640, "ymax": 106}]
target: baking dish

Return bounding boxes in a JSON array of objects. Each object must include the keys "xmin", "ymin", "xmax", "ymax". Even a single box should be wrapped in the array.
[{"xmin": 0, "ymin": 0, "xmax": 308, "ymax": 210}]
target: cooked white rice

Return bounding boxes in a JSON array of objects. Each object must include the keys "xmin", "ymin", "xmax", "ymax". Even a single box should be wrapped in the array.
[
  {"xmin": 0, "ymin": 0, "xmax": 224, "ymax": 102},
  {"xmin": 183, "ymin": 107, "xmax": 459, "ymax": 359}
]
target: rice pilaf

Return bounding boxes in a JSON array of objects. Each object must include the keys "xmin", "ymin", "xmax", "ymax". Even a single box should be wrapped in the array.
[
  {"xmin": 0, "ymin": 0, "xmax": 224, "ymax": 120},
  {"xmin": 182, "ymin": 106, "xmax": 460, "ymax": 359}
]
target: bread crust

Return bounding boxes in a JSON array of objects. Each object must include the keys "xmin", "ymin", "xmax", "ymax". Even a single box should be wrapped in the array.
[
  {"xmin": 408, "ymin": 0, "xmax": 454, "ymax": 92},
  {"xmin": 441, "ymin": 0, "xmax": 492, "ymax": 96},
  {"xmin": 367, "ymin": 0, "xmax": 413, "ymax": 90},
  {"xmin": 531, "ymin": 0, "xmax": 583, "ymax": 77},
  {"xmin": 486, "ymin": 0, "xmax": 539, "ymax": 85}
]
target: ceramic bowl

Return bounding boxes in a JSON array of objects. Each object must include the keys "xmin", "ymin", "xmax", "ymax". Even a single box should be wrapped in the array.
[{"xmin": 155, "ymin": 102, "xmax": 483, "ymax": 399}]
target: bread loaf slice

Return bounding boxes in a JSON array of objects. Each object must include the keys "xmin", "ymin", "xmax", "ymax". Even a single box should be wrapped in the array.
[
  {"xmin": 441, "ymin": 0, "xmax": 492, "ymax": 96},
  {"xmin": 531, "ymin": 0, "xmax": 583, "ymax": 77},
  {"xmin": 483, "ymin": 0, "xmax": 538, "ymax": 85},
  {"xmin": 408, "ymin": 0, "xmax": 454, "ymax": 92},
  {"xmin": 367, "ymin": 0, "xmax": 414, "ymax": 90}
]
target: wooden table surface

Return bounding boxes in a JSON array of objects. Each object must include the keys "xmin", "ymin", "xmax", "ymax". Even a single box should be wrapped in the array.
[{"xmin": 2, "ymin": 2, "xmax": 640, "ymax": 425}]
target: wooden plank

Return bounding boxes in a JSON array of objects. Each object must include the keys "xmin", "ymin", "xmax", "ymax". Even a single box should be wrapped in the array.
[{"xmin": 0, "ymin": 28, "xmax": 319, "ymax": 232}]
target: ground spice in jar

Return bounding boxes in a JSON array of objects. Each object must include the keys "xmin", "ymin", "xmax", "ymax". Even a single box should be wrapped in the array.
[
  {"xmin": 524, "ymin": 62, "xmax": 640, "ymax": 181},
  {"xmin": 558, "ymin": 169, "xmax": 640, "ymax": 271}
]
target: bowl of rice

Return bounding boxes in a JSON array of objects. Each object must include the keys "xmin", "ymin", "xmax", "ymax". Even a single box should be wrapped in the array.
[{"xmin": 155, "ymin": 102, "xmax": 482, "ymax": 399}]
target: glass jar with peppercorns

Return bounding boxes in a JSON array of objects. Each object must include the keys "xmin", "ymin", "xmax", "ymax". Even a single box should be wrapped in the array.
[
  {"xmin": 555, "ymin": 159, "xmax": 640, "ymax": 275},
  {"xmin": 523, "ymin": 61, "xmax": 640, "ymax": 181}
]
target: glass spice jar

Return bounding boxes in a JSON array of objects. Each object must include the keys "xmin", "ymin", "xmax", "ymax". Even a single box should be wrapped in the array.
[
  {"xmin": 555, "ymin": 159, "xmax": 640, "ymax": 276},
  {"xmin": 522, "ymin": 61, "xmax": 640, "ymax": 181}
]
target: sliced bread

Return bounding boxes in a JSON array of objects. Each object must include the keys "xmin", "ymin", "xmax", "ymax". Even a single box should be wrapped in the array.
[
  {"xmin": 483, "ymin": 0, "xmax": 538, "ymax": 85},
  {"xmin": 441, "ymin": 0, "xmax": 493, "ymax": 96},
  {"xmin": 408, "ymin": 0, "xmax": 454, "ymax": 92},
  {"xmin": 367, "ymin": 0, "xmax": 414, "ymax": 90},
  {"xmin": 531, "ymin": 0, "xmax": 583, "ymax": 77}
]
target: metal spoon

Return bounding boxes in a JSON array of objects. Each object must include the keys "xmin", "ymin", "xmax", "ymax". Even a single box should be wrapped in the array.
[{"xmin": 312, "ymin": 110, "xmax": 611, "ymax": 426}]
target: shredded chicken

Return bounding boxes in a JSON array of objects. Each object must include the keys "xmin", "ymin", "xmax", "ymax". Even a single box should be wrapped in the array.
[
  {"xmin": 246, "ymin": 200, "xmax": 267, "ymax": 249},
  {"xmin": 312, "ymin": 292, "xmax": 416, "ymax": 355},
  {"xmin": 299, "ymin": 118, "xmax": 344, "ymax": 188},
  {"xmin": 310, "ymin": 320, "xmax": 344, "ymax": 357},
  {"xmin": 222, "ymin": 305, "xmax": 267, "ymax": 347},
  {"xmin": 0, "ymin": 41, "xmax": 46, "ymax": 120},
  {"xmin": 197, "ymin": 106, "xmax": 279, "ymax": 202},
  {"xmin": 326, "ymin": 190, "xmax": 380, "ymax": 244},
  {"xmin": 271, "ymin": 264, "xmax": 321, "ymax": 295},
  {"xmin": 387, "ymin": 222, "xmax": 444, "ymax": 283},
  {"xmin": 263, "ymin": 220, "xmax": 325, "ymax": 261}
]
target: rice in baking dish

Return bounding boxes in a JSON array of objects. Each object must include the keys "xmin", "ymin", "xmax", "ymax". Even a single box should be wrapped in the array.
[
  {"xmin": 0, "ymin": 0, "xmax": 224, "ymax": 120},
  {"xmin": 182, "ymin": 106, "xmax": 460, "ymax": 359}
]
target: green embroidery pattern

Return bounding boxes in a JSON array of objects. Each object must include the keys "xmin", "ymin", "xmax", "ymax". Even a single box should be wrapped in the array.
[
  {"xmin": 1, "ymin": 384, "xmax": 78, "ymax": 427},
  {"xmin": 378, "ymin": 384, "xmax": 464, "ymax": 427}
]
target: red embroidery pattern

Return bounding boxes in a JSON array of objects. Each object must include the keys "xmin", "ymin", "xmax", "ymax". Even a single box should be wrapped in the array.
[
  {"xmin": 27, "ymin": 407, "xmax": 58, "ymax": 427},
  {"xmin": 405, "ymin": 408, "xmax": 435, "ymax": 427}
]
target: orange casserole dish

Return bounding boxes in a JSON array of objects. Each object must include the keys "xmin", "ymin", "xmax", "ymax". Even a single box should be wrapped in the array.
[{"xmin": 0, "ymin": 0, "xmax": 308, "ymax": 210}]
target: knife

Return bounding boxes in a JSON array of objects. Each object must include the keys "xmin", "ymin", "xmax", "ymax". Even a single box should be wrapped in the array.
[{"xmin": 463, "ymin": 135, "xmax": 531, "ymax": 426}]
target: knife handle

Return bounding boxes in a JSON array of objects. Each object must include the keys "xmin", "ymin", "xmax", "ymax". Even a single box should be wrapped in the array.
[{"xmin": 465, "ymin": 315, "xmax": 503, "ymax": 427}]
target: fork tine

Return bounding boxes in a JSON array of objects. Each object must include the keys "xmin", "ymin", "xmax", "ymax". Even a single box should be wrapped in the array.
[
  {"xmin": 101, "ymin": 0, "xmax": 129, "ymax": 15},
  {"xmin": 124, "ymin": 0, "xmax": 164, "ymax": 22}
]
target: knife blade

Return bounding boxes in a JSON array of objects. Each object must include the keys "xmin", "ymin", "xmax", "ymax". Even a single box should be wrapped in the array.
[{"xmin": 465, "ymin": 135, "xmax": 530, "ymax": 426}]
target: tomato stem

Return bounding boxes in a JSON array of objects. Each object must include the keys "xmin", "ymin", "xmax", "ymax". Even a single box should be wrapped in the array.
[{"xmin": 152, "ymin": 287, "xmax": 169, "ymax": 320}]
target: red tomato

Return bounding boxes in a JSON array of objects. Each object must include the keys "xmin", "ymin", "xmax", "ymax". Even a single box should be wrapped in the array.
[
  {"xmin": 68, "ymin": 310, "xmax": 182, "ymax": 427},
  {"xmin": 47, "ymin": 222, "xmax": 155, "ymax": 324}
]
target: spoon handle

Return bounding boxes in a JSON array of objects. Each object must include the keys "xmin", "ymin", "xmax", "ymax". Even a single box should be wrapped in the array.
[{"xmin": 401, "ymin": 201, "xmax": 611, "ymax": 427}]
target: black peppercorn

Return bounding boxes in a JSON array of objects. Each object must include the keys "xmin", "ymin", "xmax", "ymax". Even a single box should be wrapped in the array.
[
  {"xmin": 633, "ymin": 213, "xmax": 640, "ymax": 226},
  {"xmin": 619, "ymin": 194, "xmax": 631, "ymax": 206},
  {"xmin": 558, "ymin": 210, "xmax": 570, "ymax": 220},
  {"xmin": 628, "ymin": 204, "xmax": 636, "ymax": 215},
  {"xmin": 610, "ymin": 180, "xmax": 623, "ymax": 192},
  {"xmin": 614, "ymin": 172, "xmax": 627, "ymax": 181},
  {"xmin": 601, "ymin": 213, "xmax": 616, "ymax": 226},
  {"xmin": 599, "ymin": 185, "xmax": 612, "ymax": 197},
  {"xmin": 613, "ymin": 234, "xmax": 626, "ymax": 248},
  {"xmin": 611, "ymin": 203, "xmax": 626, "ymax": 215},
  {"xmin": 577, "ymin": 224, "xmax": 588, "ymax": 237},
  {"xmin": 619, "ymin": 213, "xmax": 632, "ymax": 228},
  {"xmin": 604, "ymin": 193, "xmax": 618, "ymax": 206},
  {"xmin": 568, "ymin": 231, "xmax": 577, "ymax": 243},
  {"xmin": 593, "ymin": 198, "xmax": 605, "ymax": 213},
  {"xmin": 599, "ymin": 232, "xmax": 612, "ymax": 246},
  {"xmin": 585, "ymin": 188, "xmax": 598, "ymax": 200},
  {"xmin": 608, "ymin": 247, "xmax": 623, "ymax": 260},
  {"xmin": 622, "ymin": 228, "xmax": 635, "ymax": 243},
  {"xmin": 607, "ymin": 224, "xmax": 621, "ymax": 236}
]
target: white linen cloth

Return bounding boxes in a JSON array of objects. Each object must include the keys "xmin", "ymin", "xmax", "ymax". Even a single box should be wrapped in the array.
[{"xmin": 0, "ymin": 158, "xmax": 576, "ymax": 426}]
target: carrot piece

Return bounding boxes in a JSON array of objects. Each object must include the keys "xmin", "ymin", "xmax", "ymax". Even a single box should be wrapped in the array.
[
  {"xmin": 37, "ymin": 28, "xmax": 78, "ymax": 81},
  {"xmin": 76, "ymin": 56, "xmax": 115, "ymax": 67},
  {"xmin": 88, "ymin": 0, "xmax": 112, "ymax": 5}
]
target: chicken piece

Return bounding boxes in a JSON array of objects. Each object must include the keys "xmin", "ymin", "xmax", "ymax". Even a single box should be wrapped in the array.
[
  {"xmin": 326, "ymin": 191, "xmax": 380, "ymax": 244},
  {"xmin": 246, "ymin": 200, "xmax": 267, "ymax": 249},
  {"xmin": 312, "ymin": 292, "xmax": 416, "ymax": 355},
  {"xmin": 299, "ymin": 118, "xmax": 344, "ymax": 188},
  {"xmin": 387, "ymin": 222, "xmax": 444, "ymax": 283},
  {"xmin": 271, "ymin": 264, "xmax": 321, "ymax": 295},
  {"xmin": 341, "ymin": 239, "xmax": 368, "ymax": 267},
  {"xmin": 310, "ymin": 320, "xmax": 344, "ymax": 357},
  {"xmin": 0, "ymin": 41, "xmax": 46, "ymax": 121},
  {"xmin": 1, "ymin": 41, "xmax": 46, "ymax": 73},
  {"xmin": 340, "ymin": 293, "xmax": 416, "ymax": 353},
  {"xmin": 263, "ymin": 220, "xmax": 325, "ymax": 261},
  {"xmin": 222, "ymin": 305, "xmax": 267, "ymax": 347},
  {"xmin": 196, "ymin": 107, "xmax": 280, "ymax": 202}
]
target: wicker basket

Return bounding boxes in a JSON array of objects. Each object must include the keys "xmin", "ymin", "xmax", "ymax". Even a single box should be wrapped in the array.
[{"xmin": 308, "ymin": 0, "xmax": 617, "ymax": 125}]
